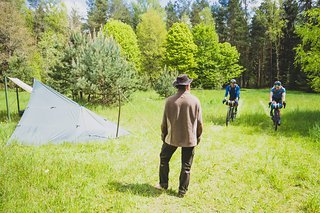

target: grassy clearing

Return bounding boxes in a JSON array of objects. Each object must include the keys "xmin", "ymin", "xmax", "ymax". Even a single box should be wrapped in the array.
[{"xmin": 0, "ymin": 89, "xmax": 319, "ymax": 212}]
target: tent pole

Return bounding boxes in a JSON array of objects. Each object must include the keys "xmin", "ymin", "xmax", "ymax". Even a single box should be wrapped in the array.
[
  {"xmin": 4, "ymin": 76, "xmax": 11, "ymax": 121},
  {"xmin": 116, "ymin": 88, "xmax": 121, "ymax": 138},
  {"xmin": 16, "ymin": 86, "xmax": 20, "ymax": 114}
]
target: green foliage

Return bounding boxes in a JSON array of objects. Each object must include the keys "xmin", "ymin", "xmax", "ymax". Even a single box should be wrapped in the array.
[
  {"xmin": 154, "ymin": 68, "xmax": 177, "ymax": 97},
  {"xmin": 71, "ymin": 31, "xmax": 138, "ymax": 105},
  {"xmin": 103, "ymin": 20, "xmax": 141, "ymax": 72},
  {"xmin": 198, "ymin": 7, "xmax": 214, "ymax": 27},
  {"xmin": 218, "ymin": 42, "xmax": 244, "ymax": 85},
  {"xmin": 164, "ymin": 1, "xmax": 179, "ymax": 29},
  {"xmin": 87, "ymin": 0, "xmax": 108, "ymax": 32},
  {"xmin": 190, "ymin": 0, "xmax": 209, "ymax": 27},
  {"xmin": 212, "ymin": 0, "xmax": 228, "ymax": 42},
  {"xmin": 136, "ymin": 9, "xmax": 167, "ymax": 85},
  {"xmin": 295, "ymin": 8, "xmax": 320, "ymax": 92},
  {"xmin": 38, "ymin": 31, "xmax": 68, "ymax": 81},
  {"xmin": 165, "ymin": 22, "xmax": 197, "ymax": 78},
  {"xmin": 193, "ymin": 23, "xmax": 243, "ymax": 88},
  {"xmin": 25, "ymin": 0, "xmax": 69, "ymax": 41},
  {"xmin": 48, "ymin": 32, "xmax": 85, "ymax": 95},
  {"xmin": 131, "ymin": 0, "xmax": 164, "ymax": 29},
  {"xmin": 22, "ymin": 0, "xmax": 69, "ymax": 82},
  {"xmin": 192, "ymin": 23, "xmax": 219, "ymax": 88},
  {"xmin": 0, "ymin": 1, "xmax": 35, "ymax": 82},
  {"xmin": 108, "ymin": 0, "xmax": 132, "ymax": 26}
]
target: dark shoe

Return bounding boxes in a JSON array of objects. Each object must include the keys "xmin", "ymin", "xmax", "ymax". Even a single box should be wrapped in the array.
[
  {"xmin": 155, "ymin": 183, "xmax": 167, "ymax": 190},
  {"xmin": 177, "ymin": 192, "xmax": 185, "ymax": 198}
]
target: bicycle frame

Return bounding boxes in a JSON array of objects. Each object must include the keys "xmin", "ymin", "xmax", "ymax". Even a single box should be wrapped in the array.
[
  {"xmin": 271, "ymin": 103, "xmax": 281, "ymax": 131},
  {"xmin": 225, "ymin": 100, "xmax": 236, "ymax": 126}
]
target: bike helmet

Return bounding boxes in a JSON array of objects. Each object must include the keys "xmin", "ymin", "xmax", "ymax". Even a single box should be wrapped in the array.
[
  {"xmin": 230, "ymin": 79, "xmax": 236, "ymax": 83},
  {"xmin": 274, "ymin": 81, "xmax": 281, "ymax": 86}
]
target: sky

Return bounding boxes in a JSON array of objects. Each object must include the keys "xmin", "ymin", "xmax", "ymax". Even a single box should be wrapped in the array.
[
  {"xmin": 62, "ymin": 0, "xmax": 170, "ymax": 18},
  {"xmin": 61, "ymin": 0, "xmax": 222, "ymax": 18},
  {"xmin": 62, "ymin": 0, "xmax": 87, "ymax": 17}
]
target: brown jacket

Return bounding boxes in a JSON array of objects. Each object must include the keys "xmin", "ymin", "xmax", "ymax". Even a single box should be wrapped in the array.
[{"xmin": 161, "ymin": 90, "xmax": 203, "ymax": 147}]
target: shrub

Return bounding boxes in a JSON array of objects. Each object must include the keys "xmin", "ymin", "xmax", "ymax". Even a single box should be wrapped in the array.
[{"xmin": 154, "ymin": 69, "xmax": 177, "ymax": 98}]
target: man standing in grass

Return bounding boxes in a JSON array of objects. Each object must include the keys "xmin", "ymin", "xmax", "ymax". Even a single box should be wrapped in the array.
[{"xmin": 156, "ymin": 74, "xmax": 203, "ymax": 198}]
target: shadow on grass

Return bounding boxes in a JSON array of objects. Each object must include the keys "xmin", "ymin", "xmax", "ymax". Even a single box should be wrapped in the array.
[
  {"xmin": 108, "ymin": 181, "xmax": 177, "ymax": 197},
  {"xmin": 281, "ymin": 110, "xmax": 320, "ymax": 137},
  {"xmin": 235, "ymin": 110, "xmax": 320, "ymax": 138},
  {"xmin": 0, "ymin": 111, "xmax": 21, "ymax": 123}
]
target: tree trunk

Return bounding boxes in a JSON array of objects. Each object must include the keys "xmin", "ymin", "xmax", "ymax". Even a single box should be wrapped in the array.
[
  {"xmin": 258, "ymin": 58, "xmax": 261, "ymax": 88},
  {"xmin": 270, "ymin": 42, "xmax": 273, "ymax": 85},
  {"xmin": 275, "ymin": 40, "xmax": 280, "ymax": 80}
]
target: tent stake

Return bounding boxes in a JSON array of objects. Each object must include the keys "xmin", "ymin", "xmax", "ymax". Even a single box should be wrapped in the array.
[
  {"xmin": 116, "ymin": 88, "xmax": 121, "ymax": 138},
  {"xmin": 16, "ymin": 86, "xmax": 21, "ymax": 114},
  {"xmin": 4, "ymin": 76, "xmax": 11, "ymax": 121}
]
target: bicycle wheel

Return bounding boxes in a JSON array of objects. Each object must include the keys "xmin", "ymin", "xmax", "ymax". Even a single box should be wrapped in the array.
[
  {"xmin": 274, "ymin": 109, "xmax": 280, "ymax": 131},
  {"xmin": 226, "ymin": 107, "xmax": 231, "ymax": 126},
  {"xmin": 231, "ymin": 107, "xmax": 235, "ymax": 121}
]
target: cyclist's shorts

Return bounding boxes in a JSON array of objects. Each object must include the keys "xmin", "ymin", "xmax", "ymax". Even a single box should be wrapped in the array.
[{"xmin": 229, "ymin": 97, "xmax": 240, "ymax": 101}]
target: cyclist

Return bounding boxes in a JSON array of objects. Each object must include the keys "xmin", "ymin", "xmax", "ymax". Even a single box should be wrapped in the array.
[
  {"xmin": 269, "ymin": 81, "xmax": 286, "ymax": 125},
  {"xmin": 222, "ymin": 79, "xmax": 240, "ymax": 115}
]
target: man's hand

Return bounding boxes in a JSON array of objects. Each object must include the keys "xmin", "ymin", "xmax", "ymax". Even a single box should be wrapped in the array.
[
  {"xmin": 283, "ymin": 101, "xmax": 286, "ymax": 108},
  {"xmin": 222, "ymin": 98, "xmax": 227, "ymax": 104},
  {"xmin": 197, "ymin": 137, "xmax": 201, "ymax": 145},
  {"xmin": 235, "ymin": 99, "xmax": 239, "ymax": 105},
  {"xmin": 268, "ymin": 102, "xmax": 272, "ymax": 107}
]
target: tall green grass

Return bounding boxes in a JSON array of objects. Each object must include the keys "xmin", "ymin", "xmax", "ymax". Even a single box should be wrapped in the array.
[{"xmin": 0, "ymin": 89, "xmax": 319, "ymax": 212}]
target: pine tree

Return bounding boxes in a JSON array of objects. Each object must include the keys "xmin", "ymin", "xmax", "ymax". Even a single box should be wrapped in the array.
[
  {"xmin": 131, "ymin": 0, "xmax": 164, "ymax": 30},
  {"xmin": 87, "ymin": 0, "xmax": 108, "ymax": 32},
  {"xmin": 190, "ymin": 0, "xmax": 209, "ymax": 27},
  {"xmin": 226, "ymin": 0, "xmax": 249, "ymax": 86},
  {"xmin": 280, "ymin": 0, "xmax": 303, "ymax": 88},
  {"xmin": 212, "ymin": 0, "xmax": 229, "ymax": 42},
  {"xmin": 71, "ymin": 31, "xmax": 138, "ymax": 104},
  {"xmin": 108, "ymin": 0, "xmax": 132, "ymax": 25},
  {"xmin": 165, "ymin": 1, "xmax": 179, "ymax": 29},
  {"xmin": 250, "ymin": 10, "xmax": 268, "ymax": 87}
]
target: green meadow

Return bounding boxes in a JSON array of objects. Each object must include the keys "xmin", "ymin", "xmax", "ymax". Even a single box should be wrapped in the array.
[{"xmin": 0, "ymin": 89, "xmax": 319, "ymax": 212}]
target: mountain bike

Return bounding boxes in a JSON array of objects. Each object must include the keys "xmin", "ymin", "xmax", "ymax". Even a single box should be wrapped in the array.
[
  {"xmin": 270, "ymin": 102, "xmax": 282, "ymax": 131},
  {"xmin": 225, "ymin": 100, "xmax": 237, "ymax": 126}
]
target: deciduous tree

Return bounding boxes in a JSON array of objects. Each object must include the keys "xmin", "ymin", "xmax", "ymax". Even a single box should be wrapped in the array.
[
  {"xmin": 295, "ymin": 8, "xmax": 320, "ymax": 92},
  {"xmin": 165, "ymin": 23, "xmax": 197, "ymax": 78},
  {"xmin": 136, "ymin": 9, "xmax": 167, "ymax": 84}
]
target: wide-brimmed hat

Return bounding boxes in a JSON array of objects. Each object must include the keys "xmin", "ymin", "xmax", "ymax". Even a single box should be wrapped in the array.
[{"xmin": 172, "ymin": 74, "xmax": 193, "ymax": 87}]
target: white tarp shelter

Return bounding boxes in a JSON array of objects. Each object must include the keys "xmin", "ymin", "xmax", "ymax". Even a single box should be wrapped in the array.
[
  {"xmin": 8, "ymin": 77, "xmax": 33, "ymax": 93},
  {"xmin": 8, "ymin": 79, "xmax": 129, "ymax": 145}
]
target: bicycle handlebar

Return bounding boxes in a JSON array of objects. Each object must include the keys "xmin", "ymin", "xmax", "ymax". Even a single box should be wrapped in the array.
[
  {"xmin": 269, "ymin": 102, "xmax": 284, "ymax": 109},
  {"xmin": 226, "ymin": 100, "xmax": 238, "ymax": 107}
]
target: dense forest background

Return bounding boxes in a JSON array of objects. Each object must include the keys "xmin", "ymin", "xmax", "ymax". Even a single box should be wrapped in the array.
[{"xmin": 1, "ymin": 0, "xmax": 319, "ymax": 104}]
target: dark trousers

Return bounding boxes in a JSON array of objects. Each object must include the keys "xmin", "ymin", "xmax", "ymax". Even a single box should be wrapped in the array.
[{"xmin": 159, "ymin": 142, "xmax": 195, "ymax": 195}]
